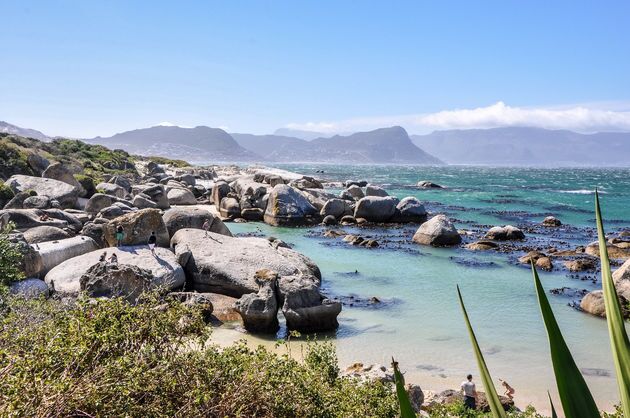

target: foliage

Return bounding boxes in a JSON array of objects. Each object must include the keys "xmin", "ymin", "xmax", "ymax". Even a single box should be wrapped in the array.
[
  {"xmin": 74, "ymin": 173, "xmax": 97, "ymax": 197},
  {"xmin": 0, "ymin": 180, "xmax": 15, "ymax": 204},
  {"xmin": 392, "ymin": 358, "xmax": 416, "ymax": 418},
  {"xmin": 595, "ymin": 190, "xmax": 630, "ymax": 416},
  {"xmin": 0, "ymin": 222, "xmax": 24, "ymax": 287},
  {"xmin": 0, "ymin": 295, "xmax": 399, "ymax": 417},
  {"xmin": 428, "ymin": 402, "xmax": 543, "ymax": 417},
  {"xmin": 144, "ymin": 155, "xmax": 191, "ymax": 168},
  {"xmin": 457, "ymin": 285, "xmax": 507, "ymax": 418},
  {"xmin": 0, "ymin": 138, "xmax": 34, "ymax": 178},
  {"xmin": 531, "ymin": 262, "xmax": 599, "ymax": 416}
]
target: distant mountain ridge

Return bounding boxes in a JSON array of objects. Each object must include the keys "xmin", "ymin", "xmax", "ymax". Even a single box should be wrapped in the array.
[
  {"xmin": 411, "ymin": 127, "xmax": 630, "ymax": 166},
  {"xmin": 0, "ymin": 121, "xmax": 50, "ymax": 142}
]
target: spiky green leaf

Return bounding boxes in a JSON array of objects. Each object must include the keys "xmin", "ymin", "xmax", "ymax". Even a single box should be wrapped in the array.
[
  {"xmin": 457, "ymin": 285, "xmax": 506, "ymax": 418},
  {"xmin": 548, "ymin": 391, "xmax": 558, "ymax": 418},
  {"xmin": 595, "ymin": 190, "xmax": 630, "ymax": 416},
  {"xmin": 391, "ymin": 358, "xmax": 416, "ymax": 418},
  {"xmin": 532, "ymin": 262, "xmax": 599, "ymax": 416}
]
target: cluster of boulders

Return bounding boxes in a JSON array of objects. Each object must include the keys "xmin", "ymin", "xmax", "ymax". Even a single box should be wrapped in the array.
[{"xmin": 580, "ymin": 257, "xmax": 630, "ymax": 318}]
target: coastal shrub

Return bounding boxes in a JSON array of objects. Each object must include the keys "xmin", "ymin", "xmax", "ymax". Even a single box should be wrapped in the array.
[
  {"xmin": 74, "ymin": 173, "xmax": 97, "ymax": 197},
  {"xmin": 0, "ymin": 295, "xmax": 399, "ymax": 417},
  {"xmin": 0, "ymin": 138, "xmax": 34, "ymax": 178},
  {"xmin": 427, "ymin": 402, "xmax": 543, "ymax": 417},
  {"xmin": 0, "ymin": 222, "xmax": 24, "ymax": 287},
  {"xmin": 145, "ymin": 155, "xmax": 190, "ymax": 167},
  {"xmin": 0, "ymin": 181, "xmax": 15, "ymax": 206}
]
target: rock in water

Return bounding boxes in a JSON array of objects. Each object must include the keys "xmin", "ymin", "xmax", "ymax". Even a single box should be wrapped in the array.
[
  {"xmin": 80, "ymin": 262, "xmax": 154, "ymax": 303},
  {"xmin": 412, "ymin": 214, "xmax": 461, "ymax": 246},
  {"xmin": 353, "ymin": 196, "xmax": 398, "ymax": 223},
  {"xmin": 580, "ymin": 291, "xmax": 606, "ymax": 317},
  {"xmin": 542, "ymin": 216, "xmax": 562, "ymax": 227},
  {"xmin": 162, "ymin": 206, "xmax": 232, "ymax": 238},
  {"xmin": 391, "ymin": 196, "xmax": 427, "ymax": 223},
  {"xmin": 365, "ymin": 185, "xmax": 389, "ymax": 197},
  {"xmin": 103, "ymin": 208, "xmax": 169, "ymax": 247},
  {"xmin": 45, "ymin": 246, "xmax": 185, "ymax": 295},
  {"xmin": 171, "ymin": 228, "xmax": 340, "ymax": 332},
  {"xmin": 42, "ymin": 162, "xmax": 86, "ymax": 197},
  {"xmin": 484, "ymin": 225, "xmax": 525, "ymax": 240},
  {"xmin": 5, "ymin": 175, "xmax": 79, "ymax": 208},
  {"xmin": 234, "ymin": 269, "xmax": 280, "ymax": 333},
  {"xmin": 417, "ymin": 181, "xmax": 443, "ymax": 189},
  {"xmin": 320, "ymin": 198, "xmax": 352, "ymax": 219},
  {"xmin": 264, "ymin": 184, "xmax": 318, "ymax": 226}
]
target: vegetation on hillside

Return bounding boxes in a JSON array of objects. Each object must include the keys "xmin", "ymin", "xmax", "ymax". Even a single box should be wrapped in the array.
[{"xmin": 0, "ymin": 222, "xmax": 24, "ymax": 287}]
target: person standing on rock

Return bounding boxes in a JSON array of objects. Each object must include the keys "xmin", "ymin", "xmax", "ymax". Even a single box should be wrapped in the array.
[
  {"xmin": 461, "ymin": 374, "xmax": 477, "ymax": 410},
  {"xmin": 115, "ymin": 225, "xmax": 124, "ymax": 247},
  {"xmin": 148, "ymin": 231, "xmax": 157, "ymax": 255},
  {"xmin": 202, "ymin": 219, "xmax": 210, "ymax": 237}
]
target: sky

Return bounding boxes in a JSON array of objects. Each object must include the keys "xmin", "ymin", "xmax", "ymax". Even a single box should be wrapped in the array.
[{"xmin": 1, "ymin": 0, "xmax": 630, "ymax": 137}]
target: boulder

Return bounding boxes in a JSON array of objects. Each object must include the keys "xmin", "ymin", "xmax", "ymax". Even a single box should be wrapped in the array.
[
  {"xmin": 564, "ymin": 258, "xmax": 597, "ymax": 272},
  {"xmin": 5, "ymin": 175, "xmax": 78, "ymax": 208},
  {"xmin": 9, "ymin": 278, "xmax": 50, "ymax": 299},
  {"xmin": 85, "ymin": 193, "xmax": 118, "ymax": 215},
  {"xmin": 22, "ymin": 195, "xmax": 51, "ymax": 209},
  {"xmin": 32, "ymin": 235, "xmax": 99, "ymax": 277},
  {"xmin": 320, "ymin": 198, "xmax": 353, "ymax": 219},
  {"xmin": 518, "ymin": 251, "xmax": 546, "ymax": 264},
  {"xmin": 263, "ymin": 184, "xmax": 319, "ymax": 226},
  {"xmin": 167, "ymin": 187, "xmax": 197, "ymax": 205},
  {"xmin": 412, "ymin": 215, "xmax": 461, "ymax": 247},
  {"xmin": 353, "ymin": 196, "xmax": 398, "ymax": 223},
  {"xmin": 542, "ymin": 216, "xmax": 562, "ymax": 227},
  {"xmin": 80, "ymin": 222, "xmax": 107, "ymax": 248},
  {"xmin": 171, "ymin": 229, "xmax": 340, "ymax": 332},
  {"xmin": 417, "ymin": 181, "xmax": 443, "ymax": 189},
  {"xmin": 0, "ymin": 209, "xmax": 82, "ymax": 231},
  {"xmin": 234, "ymin": 269, "xmax": 280, "ymax": 333},
  {"xmin": 133, "ymin": 184, "xmax": 170, "ymax": 210},
  {"xmin": 365, "ymin": 185, "xmax": 389, "ymax": 197},
  {"xmin": 79, "ymin": 262, "xmax": 155, "ymax": 303},
  {"xmin": 45, "ymin": 246, "xmax": 185, "ymax": 296},
  {"xmin": 108, "ymin": 175, "xmax": 132, "ymax": 192},
  {"xmin": 345, "ymin": 185, "xmax": 365, "ymax": 200},
  {"xmin": 322, "ymin": 215, "xmax": 337, "ymax": 226},
  {"xmin": 344, "ymin": 180, "xmax": 368, "ymax": 188},
  {"xmin": 211, "ymin": 181, "xmax": 231, "ymax": 206},
  {"xmin": 298, "ymin": 188, "xmax": 338, "ymax": 211},
  {"xmin": 290, "ymin": 176, "xmax": 323, "ymax": 189},
  {"xmin": 466, "ymin": 240, "xmax": 498, "ymax": 251},
  {"xmin": 391, "ymin": 197, "xmax": 427, "ymax": 223},
  {"xmin": 3, "ymin": 191, "xmax": 32, "ymax": 209},
  {"xmin": 219, "ymin": 197, "xmax": 241, "ymax": 219},
  {"xmin": 484, "ymin": 225, "xmax": 525, "ymax": 241},
  {"xmin": 42, "ymin": 162, "xmax": 85, "ymax": 197},
  {"xmin": 241, "ymin": 208, "xmax": 264, "ymax": 221},
  {"xmin": 132, "ymin": 194, "xmax": 157, "ymax": 209},
  {"xmin": 23, "ymin": 225, "xmax": 71, "ymax": 244},
  {"xmin": 340, "ymin": 215, "xmax": 356, "ymax": 225},
  {"xmin": 231, "ymin": 177, "xmax": 269, "ymax": 201},
  {"xmin": 162, "ymin": 206, "xmax": 232, "ymax": 238},
  {"xmin": 585, "ymin": 241, "xmax": 630, "ymax": 260},
  {"xmin": 103, "ymin": 208, "xmax": 170, "ymax": 247},
  {"xmin": 26, "ymin": 153, "xmax": 50, "ymax": 175},
  {"xmin": 580, "ymin": 291, "xmax": 606, "ymax": 317},
  {"xmin": 167, "ymin": 292, "xmax": 214, "ymax": 322},
  {"xmin": 536, "ymin": 256, "xmax": 553, "ymax": 271},
  {"xmin": 96, "ymin": 182, "xmax": 127, "ymax": 199}
]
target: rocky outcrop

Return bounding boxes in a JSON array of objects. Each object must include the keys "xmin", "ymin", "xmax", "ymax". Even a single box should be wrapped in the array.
[
  {"xmin": 45, "ymin": 246, "xmax": 185, "ymax": 295},
  {"xmin": 234, "ymin": 269, "xmax": 280, "ymax": 333},
  {"xmin": 484, "ymin": 225, "xmax": 525, "ymax": 241},
  {"xmin": 585, "ymin": 241, "xmax": 630, "ymax": 260},
  {"xmin": 343, "ymin": 185, "xmax": 364, "ymax": 200},
  {"xmin": 42, "ymin": 162, "xmax": 86, "ymax": 197},
  {"xmin": 162, "ymin": 206, "xmax": 232, "ymax": 238},
  {"xmin": 211, "ymin": 181, "xmax": 231, "ymax": 205},
  {"xmin": 564, "ymin": 258, "xmax": 597, "ymax": 272},
  {"xmin": 0, "ymin": 209, "xmax": 83, "ymax": 232},
  {"xmin": 466, "ymin": 240, "xmax": 499, "ymax": 251},
  {"xmin": 391, "ymin": 197, "xmax": 427, "ymax": 223},
  {"xmin": 79, "ymin": 262, "xmax": 155, "ymax": 303},
  {"xmin": 171, "ymin": 229, "xmax": 340, "ymax": 332},
  {"xmin": 103, "ymin": 208, "xmax": 169, "ymax": 247},
  {"xmin": 412, "ymin": 215, "xmax": 461, "ymax": 246},
  {"xmin": 23, "ymin": 225, "xmax": 71, "ymax": 244},
  {"xmin": 5, "ymin": 175, "xmax": 78, "ymax": 208},
  {"xmin": 167, "ymin": 187, "xmax": 197, "ymax": 205},
  {"xmin": 320, "ymin": 198, "xmax": 353, "ymax": 219},
  {"xmin": 132, "ymin": 184, "xmax": 170, "ymax": 210},
  {"xmin": 264, "ymin": 184, "xmax": 319, "ymax": 226},
  {"xmin": 353, "ymin": 196, "xmax": 398, "ymax": 223}
]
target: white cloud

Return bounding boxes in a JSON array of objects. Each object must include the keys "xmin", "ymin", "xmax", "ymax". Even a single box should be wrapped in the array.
[
  {"xmin": 155, "ymin": 121, "xmax": 192, "ymax": 128},
  {"xmin": 286, "ymin": 102, "xmax": 630, "ymax": 134}
]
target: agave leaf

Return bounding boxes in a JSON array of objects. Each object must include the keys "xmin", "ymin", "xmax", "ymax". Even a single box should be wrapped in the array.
[
  {"xmin": 391, "ymin": 357, "xmax": 415, "ymax": 418},
  {"xmin": 547, "ymin": 391, "xmax": 558, "ymax": 418},
  {"xmin": 532, "ymin": 262, "xmax": 600, "ymax": 416},
  {"xmin": 457, "ymin": 285, "xmax": 506, "ymax": 418},
  {"xmin": 595, "ymin": 190, "xmax": 630, "ymax": 416}
]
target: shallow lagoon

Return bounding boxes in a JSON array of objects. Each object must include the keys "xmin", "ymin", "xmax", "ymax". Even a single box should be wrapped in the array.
[{"xmin": 217, "ymin": 165, "xmax": 630, "ymax": 412}]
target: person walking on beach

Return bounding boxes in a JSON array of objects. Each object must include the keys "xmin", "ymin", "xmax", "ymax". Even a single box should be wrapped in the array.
[
  {"xmin": 499, "ymin": 378, "xmax": 515, "ymax": 400},
  {"xmin": 202, "ymin": 219, "xmax": 210, "ymax": 237},
  {"xmin": 148, "ymin": 231, "xmax": 157, "ymax": 255},
  {"xmin": 461, "ymin": 374, "xmax": 477, "ymax": 410},
  {"xmin": 115, "ymin": 225, "xmax": 124, "ymax": 247}
]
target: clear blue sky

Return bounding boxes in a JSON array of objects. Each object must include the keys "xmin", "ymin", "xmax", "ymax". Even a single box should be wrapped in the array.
[{"xmin": 1, "ymin": 0, "xmax": 629, "ymax": 137}]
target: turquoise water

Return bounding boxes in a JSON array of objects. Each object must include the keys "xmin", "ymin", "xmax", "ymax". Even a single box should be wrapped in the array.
[{"xmin": 223, "ymin": 165, "xmax": 630, "ymax": 413}]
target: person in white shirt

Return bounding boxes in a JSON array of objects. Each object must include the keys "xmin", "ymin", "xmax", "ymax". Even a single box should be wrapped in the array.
[{"xmin": 461, "ymin": 374, "xmax": 477, "ymax": 410}]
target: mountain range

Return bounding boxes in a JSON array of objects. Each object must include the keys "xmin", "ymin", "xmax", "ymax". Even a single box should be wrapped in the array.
[{"xmin": 3, "ymin": 120, "xmax": 630, "ymax": 166}]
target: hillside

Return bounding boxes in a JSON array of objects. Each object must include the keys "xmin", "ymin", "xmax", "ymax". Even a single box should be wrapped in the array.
[
  {"xmin": 235, "ymin": 126, "xmax": 443, "ymax": 164},
  {"xmin": 0, "ymin": 121, "xmax": 50, "ymax": 142},
  {"xmin": 411, "ymin": 127, "xmax": 630, "ymax": 166},
  {"xmin": 90, "ymin": 125, "xmax": 262, "ymax": 163}
]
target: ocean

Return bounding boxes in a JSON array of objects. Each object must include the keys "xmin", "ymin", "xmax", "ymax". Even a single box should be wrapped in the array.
[{"xmin": 213, "ymin": 165, "xmax": 630, "ymax": 413}]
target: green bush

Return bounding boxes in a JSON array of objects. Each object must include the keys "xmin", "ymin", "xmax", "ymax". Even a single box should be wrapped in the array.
[
  {"xmin": 144, "ymin": 155, "xmax": 191, "ymax": 168},
  {"xmin": 0, "ymin": 223, "xmax": 25, "ymax": 287},
  {"xmin": 0, "ymin": 296, "xmax": 399, "ymax": 417},
  {"xmin": 74, "ymin": 174, "xmax": 97, "ymax": 197},
  {"xmin": 0, "ymin": 181, "xmax": 15, "ymax": 207}
]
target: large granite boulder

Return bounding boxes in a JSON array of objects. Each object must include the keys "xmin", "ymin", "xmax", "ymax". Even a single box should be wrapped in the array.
[
  {"xmin": 219, "ymin": 197, "xmax": 241, "ymax": 219},
  {"xmin": 320, "ymin": 198, "xmax": 353, "ymax": 219},
  {"xmin": 23, "ymin": 225, "xmax": 71, "ymax": 244},
  {"xmin": 0, "ymin": 209, "xmax": 83, "ymax": 231},
  {"xmin": 580, "ymin": 291, "xmax": 606, "ymax": 317},
  {"xmin": 132, "ymin": 184, "xmax": 170, "ymax": 210},
  {"xmin": 45, "ymin": 246, "xmax": 185, "ymax": 295},
  {"xmin": 108, "ymin": 175, "xmax": 132, "ymax": 192},
  {"xmin": 417, "ymin": 181, "xmax": 443, "ymax": 189},
  {"xmin": 231, "ymin": 176, "xmax": 269, "ymax": 201},
  {"xmin": 79, "ymin": 262, "xmax": 155, "ymax": 303},
  {"xmin": 42, "ymin": 162, "xmax": 86, "ymax": 197},
  {"xmin": 22, "ymin": 195, "xmax": 51, "ymax": 209},
  {"xmin": 344, "ymin": 185, "xmax": 364, "ymax": 200},
  {"xmin": 85, "ymin": 193, "xmax": 118, "ymax": 215},
  {"xmin": 585, "ymin": 241, "xmax": 630, "ymax": 260},
  {"xmin": 162, "ymin": 206, "xmax": 232, "ymax": 238},
  {"xmin": 484, "ymin": 225, "xmax": 525, "ymax": 241},
  {"xmin": 9, "ymin": 278, "xmax": 50, "ymax": 299},
  {"xmin": 171, "ymin": 229, "xmax": 340, "ymax": 332},
  {"xmin": 234, "ymin": 269, "xmax": 280, "ymax": 333},
  {"xmin": 211, "ymin": 181, "xmax": 231, "ymax": 205},
  {"xmin": 26, "ymin": 153, "xmax": 50, "ymax": 175},
  {"xmin": 264, "ymin": 184, "xmax": 319, "ymax": 226},
  {"xmin": 103, "ymin": 208, "xmax": 169, "ymax": 247},
  {"xmin": 353, "ymin": 196, "xmax": 398, "ymax": 223},
  {"xmin": 167, "ymin": 187, "xmax": 197, "ymax": 205},
  {"xmin": 412, "ymin": 215, "xmax": 461, "ymax": 246},
  {"xmin": 5, "ymin": 175, "xmax": 78, "ymax": 208},
  {"xmin": 365, "ymin": 185, "xmax": 389, "ymax": 197},
  {"xmin": 96, "ymin": 182, "xmax": 127, "ymax": 199},
  {"xmin": 391, "ymin": 197, "xmax": 427, "ymax": 223},
  {"xmin": 32, "ymin": 235, "xmax": 99, "ymax": 277},
  {"xmin": 298, "ymin": 188, "xmax": 338, "ymax": 211}
]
